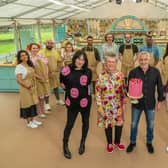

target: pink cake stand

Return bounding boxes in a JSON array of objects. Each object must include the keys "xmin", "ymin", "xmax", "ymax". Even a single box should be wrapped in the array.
[{"xmin": 127, "ymin": 93, "xmax": 143, "ymax": 104}]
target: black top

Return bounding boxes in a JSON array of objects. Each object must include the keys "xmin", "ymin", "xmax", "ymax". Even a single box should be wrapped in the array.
[
  {"xmin": 82, "ymin": 46, "xmax": 101, "ymax": 61},
  {"xmin": 60, "ymin": 65, "xmax": 92, "ymax": 111},
  {"xmin": 128, "ymin": 66, "xmax": 164, "ymax": 110},
  {"xmin": 119, "ymin": 44, "xmax": 139, "ymax": 55}
]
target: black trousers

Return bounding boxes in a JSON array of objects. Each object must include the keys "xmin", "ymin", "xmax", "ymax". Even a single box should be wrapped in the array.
[
  {"xmin": 63, "ymin": 108, "xmax": 90, "ymax": 144},
  {"xmin": 105, "ymin": 126, "xmax": 123, "ymax": 144}
]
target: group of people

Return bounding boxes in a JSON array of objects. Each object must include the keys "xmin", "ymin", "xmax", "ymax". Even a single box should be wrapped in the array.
[
  {"xmin": 15, "ymin": 32, "xmax": 168, "ymax": 159},
  {"xmin": 15, "ymin": 40, "xmax": 65, "ymax": 128}
]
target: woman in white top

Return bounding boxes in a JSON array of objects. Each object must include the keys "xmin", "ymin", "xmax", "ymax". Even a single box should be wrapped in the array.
[
  {"xmin": 101, "ymin": 32, "xmax": 119, "ymax": 61},
  {"xmin": 15, "ymin": 50, "xmax": 42, "ymax": 128}
]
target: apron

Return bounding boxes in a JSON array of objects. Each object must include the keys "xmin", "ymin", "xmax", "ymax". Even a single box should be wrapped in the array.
[
  {"xmin": 121, "ymin": 45, "xmax": 134, "ymax": 77},
  {"xmin": 47, "ymin": 55, "xmax": 59, "ymax": 88},
  {"xmin": 35, "ymin": 59, "xmax": 50, "ymax": 97},
  {"xmin": 63, "ymin": 53, "xmax": 73, "ymax": 66},
  {"xmin": 20, "ymin": 66, "xmax": 38, "ymax": 108},
  {"xmin": 160, "ymin": 56, "xmax": 168, "ymax": 85},
  {"xmin": 85, "ymin": 50, "xmax": 97, "ymax": 81},
  {"xmin": 96, "ymin": 62, "xmax": 104, "ymax": 75},
  {"xmin": 149, "ymin": 51, "xmax": 155, "ymax": 66}
]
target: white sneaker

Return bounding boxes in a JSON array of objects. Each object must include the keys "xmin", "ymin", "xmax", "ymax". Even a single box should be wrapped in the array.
[
  {"xmin": 27, "ymin": 121, "xmax": 38, "ymax": 128},
  {"xmin": 45, "ymin": 104, "xmax": 51, "ymax": 111},
  {"xmin": 33, "ymin": 120, "xmax": 42, "ymax": 126},
  {"xmin": 39, "ymin": 114, "xmax": 47, "ymax": 118},
  {"xmin": 44, "ymin": 110, "xmax": 51, "ymax": 114},
  {"xmin": 56, "ymin": 99, "xmax": 65, "ymax": 105}
]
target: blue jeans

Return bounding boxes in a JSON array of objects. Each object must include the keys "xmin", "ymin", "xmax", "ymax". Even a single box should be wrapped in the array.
[{"xmin": 130, "ymin": 107, "xmax": 155, "ymax": 144}]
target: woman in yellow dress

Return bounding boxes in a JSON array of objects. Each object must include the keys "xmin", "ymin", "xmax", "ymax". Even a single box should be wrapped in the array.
[
  {"xmin": 27, "ymin": 43, "xmax": 50, "ymax": 118},
  {"xmin": 15, "ymin": 50, "xmax": 42, "ymax": 128}
]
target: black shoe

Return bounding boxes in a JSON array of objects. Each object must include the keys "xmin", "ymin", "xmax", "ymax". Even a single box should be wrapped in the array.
[
  {"xmin": 146, "ymin": 143, "xmax": 154, "ymax": 154},
  {"xmin": 126, "ymin": 143, "xmax": 136, "ymax": 153},
  {"xmin": 63, "ymin": 144, "xmax": 72, "ymax": 159},
  {"xmin": 79, "ymin": 143, "xmax": 85, "ymax": 155}
]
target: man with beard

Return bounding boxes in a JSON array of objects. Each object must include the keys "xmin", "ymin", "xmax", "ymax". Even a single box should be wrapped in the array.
[
  {"xmin": 39, "ymin": 40, "xmax": 64, "ymax": 112},
  {"xmin": 140, "ymin": 34, "xmax": 160, "ymax": 66},
  {"xmin": 119, "ymin": 33, "xmax": 139, "ymax": 82}
]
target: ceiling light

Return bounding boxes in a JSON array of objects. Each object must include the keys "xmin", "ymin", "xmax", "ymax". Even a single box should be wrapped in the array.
[
  {"xmin": 48, "ymin": 0, "xmax": 66, "ymax": 6},
  {"xmin": 116, "ymin": 0, "xmax": 122, "ymax": 5}
]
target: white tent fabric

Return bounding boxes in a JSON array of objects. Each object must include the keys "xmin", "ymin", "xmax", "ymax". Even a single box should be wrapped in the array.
[
  {"xmin": 0, "ymin": 0, "xmax": 168, "ymax": 26},
  {"xmin": 72, "ymin": 1, "xmax": 168, "ymax": 19}
]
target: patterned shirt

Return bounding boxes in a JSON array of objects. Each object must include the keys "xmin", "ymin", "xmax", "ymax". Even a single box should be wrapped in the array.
[{"xmin": 95, "ymin": 71, "xmax": 126, "ymax": 128}]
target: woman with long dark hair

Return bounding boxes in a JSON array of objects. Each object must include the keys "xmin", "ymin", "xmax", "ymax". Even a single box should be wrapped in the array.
[
  {"xmin": 60, "ymin": 50, "xmax": 92, "ymax": 159},
  {"xmin": 15, "ymin": 50, "xmax": 42, "ymax": 128}
]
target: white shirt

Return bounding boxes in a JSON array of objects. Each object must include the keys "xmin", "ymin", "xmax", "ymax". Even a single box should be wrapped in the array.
[
  {"xmin": 15, "ymin": 64, "xmax": 28, "ymax": 79},
  {"xmin": 101, "ymin": 43, "xmax": 119, "ymax": 61}
]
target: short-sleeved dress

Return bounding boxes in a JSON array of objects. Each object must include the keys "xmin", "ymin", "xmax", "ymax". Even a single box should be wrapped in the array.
[
  {"xmin": 31, "ymin": 55, "xmax": 50, "ymax": 98},
  {"xmin": 60, "ymin": 65, "xmax": 92, "ymax": 112},
  {"xmin": 95, "ymin": 71, "xmax": 126, "ymax": 128},
  {"xmin": 15, "ymin": 64, "xmax": 38, "ymax": 118}
]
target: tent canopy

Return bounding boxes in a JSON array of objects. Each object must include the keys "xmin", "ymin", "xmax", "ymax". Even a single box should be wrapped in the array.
[{"xmin": 0, "ymin": 0, "xmax": 168, "ymax": 26}]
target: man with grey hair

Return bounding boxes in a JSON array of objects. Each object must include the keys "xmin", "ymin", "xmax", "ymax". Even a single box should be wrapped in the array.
[{"xmin": 126, "ymin": 51, "xmax": 164, "ymax": 154}]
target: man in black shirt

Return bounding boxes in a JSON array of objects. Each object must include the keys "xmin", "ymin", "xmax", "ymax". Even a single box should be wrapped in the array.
[
  {"xmin": 126, "ymin": 51, "xmax": 164, "ymax": 154},
  {"xmin": 119, "ymin": 33, "xmax": 139, "ymax": 81}
]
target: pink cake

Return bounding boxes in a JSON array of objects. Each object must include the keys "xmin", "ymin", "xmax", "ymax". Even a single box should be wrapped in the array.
[{"xmin": 128, "ymin": 78, "xmax": 143, "ymax": 98}]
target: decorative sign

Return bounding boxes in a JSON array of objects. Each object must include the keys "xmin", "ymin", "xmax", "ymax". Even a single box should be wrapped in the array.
[{"xmin": 110, "ymin": 15, "xmax": 148, "ymax": 33}]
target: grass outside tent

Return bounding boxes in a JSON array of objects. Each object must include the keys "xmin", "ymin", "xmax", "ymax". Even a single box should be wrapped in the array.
[
  {"xmin": 0, "ymin": 41, "xmax": 16, "ymax": 55},
  {"xmin": 0, "ymin": 29, "xmax": 53, "ymax": 55}
]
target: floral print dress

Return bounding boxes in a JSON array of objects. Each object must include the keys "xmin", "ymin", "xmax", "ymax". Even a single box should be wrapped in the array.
[
  {"xmin": 60, "ymin": 65, "xmax": 92, "ymax": 112},
  {"xmin": 95, "ymin": 71, "xmax": 126, "ymax": 128}
]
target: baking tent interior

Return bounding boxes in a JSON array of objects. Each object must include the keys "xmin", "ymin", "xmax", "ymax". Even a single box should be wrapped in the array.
[{"xmin": 0, "ymin": 0, "xmax": 168, "ymax": 61}]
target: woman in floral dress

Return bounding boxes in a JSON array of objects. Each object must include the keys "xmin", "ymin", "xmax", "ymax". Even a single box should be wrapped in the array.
[{"xmin": 95, "ymin": 53, "xmax": 127, "ymax": 153}]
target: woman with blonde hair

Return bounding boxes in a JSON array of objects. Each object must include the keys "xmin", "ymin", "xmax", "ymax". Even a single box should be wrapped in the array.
[{"xmin": 62, "ymin": 42, "xmax": 75, "ymax": 66}]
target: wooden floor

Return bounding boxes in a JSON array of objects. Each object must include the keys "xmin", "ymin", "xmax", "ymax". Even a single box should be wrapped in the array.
[{"xmin": 0, "ymin": 92, "xmax": 168, "ymax": 168}]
